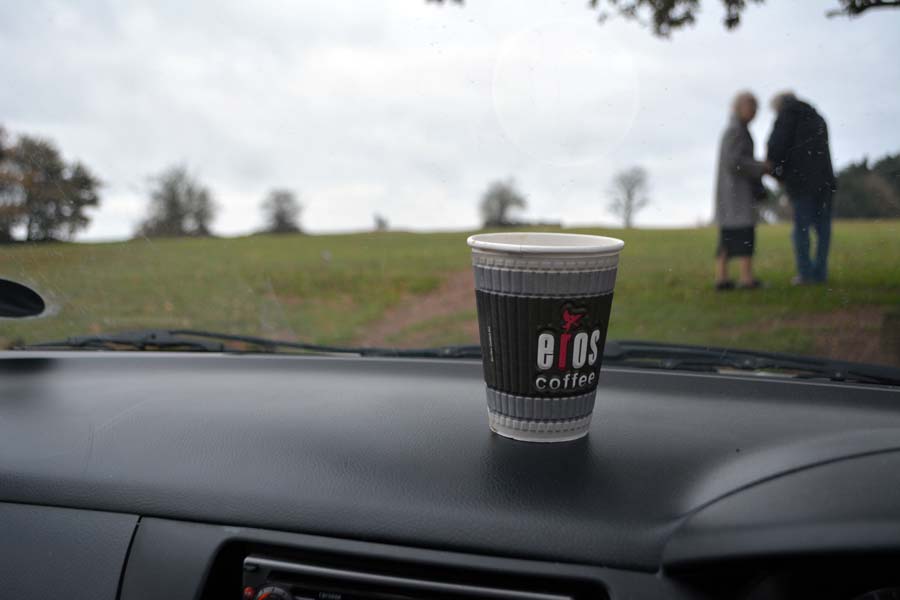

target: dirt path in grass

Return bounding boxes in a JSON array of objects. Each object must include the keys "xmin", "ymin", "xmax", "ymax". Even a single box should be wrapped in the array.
[
  {"xmin": 809, "ymin": 308, "xmax": 892, "ymax": 364},
  {"xmin": 358, "ymin": 269, "xmax": 899, "ymax": 365},
  {"xmin": 355, "ymin": 269, "xmax": 478, "ymax": 347},
  {"xmin": 733, "ymin": 306, "xmax": 898, "ymax": 366}
]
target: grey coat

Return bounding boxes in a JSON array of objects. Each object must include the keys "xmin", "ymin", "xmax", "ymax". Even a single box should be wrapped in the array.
[{"xmin": 715, "ymin": 117, "xmax": 767, "ymax": 228}]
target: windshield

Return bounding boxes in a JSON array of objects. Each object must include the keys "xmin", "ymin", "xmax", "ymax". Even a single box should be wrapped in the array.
[{"xmin": 1, "ymin": 1, "xmax": 898, "ymax": 371}]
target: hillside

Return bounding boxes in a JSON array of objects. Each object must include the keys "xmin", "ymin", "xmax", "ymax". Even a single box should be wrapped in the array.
[{"xmin": 2, "ymin": 221, "xmax": 899, "ymax": 365}]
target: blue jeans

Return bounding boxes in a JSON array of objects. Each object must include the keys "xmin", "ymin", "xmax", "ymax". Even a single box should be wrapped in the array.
[{"xmin": 791, "ymin": 195, "xmax": 832, "ymax": 282}]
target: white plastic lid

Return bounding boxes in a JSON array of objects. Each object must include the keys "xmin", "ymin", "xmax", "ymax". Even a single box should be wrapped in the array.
[{"xmin": 467, "ymin": 232, "xmax": 624, "ymax": 255}]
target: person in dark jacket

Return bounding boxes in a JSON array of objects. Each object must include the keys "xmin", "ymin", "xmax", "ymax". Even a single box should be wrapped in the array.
[
  {"xmin": 767, "ymin": 92, "xmax": 836, "ymax": 284},
  {"xmin": 714, "ymin": 91, "xmax": 769, "ymax": 291}
]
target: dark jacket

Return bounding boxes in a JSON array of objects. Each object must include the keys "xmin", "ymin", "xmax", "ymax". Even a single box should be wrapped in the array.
[
  {"xmin": 766, "ymin": 98, "xmax": 836, "ymax": 200},
  {"xmin": 715, "ymin": 117, "xmax": 767, "ymax": 228}
]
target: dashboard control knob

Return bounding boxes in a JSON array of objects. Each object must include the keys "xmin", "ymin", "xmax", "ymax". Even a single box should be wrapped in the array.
[{"xmin": 255, "ymin": 585, "xmax": 292, "ymax": 600}]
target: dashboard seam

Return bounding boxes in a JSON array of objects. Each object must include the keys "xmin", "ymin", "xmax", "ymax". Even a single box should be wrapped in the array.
[{"xmin": 660, "ymin": 445, "xmax": 900, "ymax": 567}]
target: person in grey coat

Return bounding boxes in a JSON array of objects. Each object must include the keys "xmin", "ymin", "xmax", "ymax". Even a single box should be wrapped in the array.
[{"xmin": 714, "ymin": 91, "xmax": 769, "ymax": 291}]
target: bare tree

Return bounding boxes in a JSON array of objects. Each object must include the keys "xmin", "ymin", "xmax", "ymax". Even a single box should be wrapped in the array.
[
  {"xmin": 261, "ymin": 189, "xmax": 302, "ymax": 234},
  {"xmin": 607, "ymin": 166, "xmax": 650, "ymax": 228},
  {"xmin": 480, "ymin": 178, "xmax": 527, "ymax": 228}
]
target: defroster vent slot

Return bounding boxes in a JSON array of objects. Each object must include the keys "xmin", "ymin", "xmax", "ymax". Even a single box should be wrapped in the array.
[{"xmin": 242, "ymin": 554, "xmax": 586, "ymax": 600}]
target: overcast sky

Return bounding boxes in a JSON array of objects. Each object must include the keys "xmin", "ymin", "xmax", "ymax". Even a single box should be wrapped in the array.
[{"xmin": 2, "ymin": 0, "xmax": 898, "ymax": 240}]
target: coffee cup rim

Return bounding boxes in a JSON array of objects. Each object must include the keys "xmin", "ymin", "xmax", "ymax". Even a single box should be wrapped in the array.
[{"xmin": 467, "ymin": 232, "xmax": 624, "ymax": 255}]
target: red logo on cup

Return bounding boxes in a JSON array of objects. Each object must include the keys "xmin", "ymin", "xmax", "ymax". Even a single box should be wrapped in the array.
[
  {"xmin": 533, "ymin": 304, "xmax": 602, "ymax": 393},
  {"xmin": 561, "ymin": 308, "xmax": 584, "ymax": 332}
]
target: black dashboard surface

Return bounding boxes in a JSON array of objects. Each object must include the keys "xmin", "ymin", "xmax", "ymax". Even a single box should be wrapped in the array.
[
  {"xmin": 0, "ymin": 502, "xmax": 137, "ymax": 599},
  {"xmin": 2, "ymin": 351, "xmax": 900, "ymax": 573}
]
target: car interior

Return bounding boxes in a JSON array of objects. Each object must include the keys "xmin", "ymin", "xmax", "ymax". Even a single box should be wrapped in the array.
[
  {"xmin": 3, "ymin": 351, "xmax": 900, "ymax": 599},
  {"xmin": 2, "ymin": 1, "xmax": 899, "ymax": 599}
]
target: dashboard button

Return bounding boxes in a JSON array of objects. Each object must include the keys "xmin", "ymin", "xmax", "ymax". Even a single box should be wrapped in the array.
[{"xmin": 255, "ymin": 585, "xmax": 292, "ymax": 600}]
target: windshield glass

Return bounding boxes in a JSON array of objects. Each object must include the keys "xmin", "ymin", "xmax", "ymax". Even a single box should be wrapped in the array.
[{"xmin": 1, "ymin": 1, "xmax": 898, "ymax": 370}]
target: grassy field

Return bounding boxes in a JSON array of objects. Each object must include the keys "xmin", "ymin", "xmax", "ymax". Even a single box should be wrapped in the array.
[{"xmin": 2, "ymin": 221, "xmax": 899, "ymax": 365}]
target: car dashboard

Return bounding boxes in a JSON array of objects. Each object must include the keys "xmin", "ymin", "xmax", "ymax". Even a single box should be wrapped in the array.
[{"xmin": 2, "ymin": 352, "xmax": 900, "ymax": 599}]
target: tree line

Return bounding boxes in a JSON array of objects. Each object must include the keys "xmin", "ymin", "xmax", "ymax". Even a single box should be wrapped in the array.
[
  {"xmin": 480, "ymin": 166, "xmax": 650, "ymax": 229},
  {"xmin": 480, "ymin": 152, "xmax": 900, "ymax": 229},
  {"xmin": 2, "ymin": 124, "xmax": 898, "ymax": 242},
  {"xmin": 758, "ymin": 153, "xmax": 900, "ymax": 223},
  {"xmin": 833, "ymin": 153, "xmax": 900, "ymax": 219},
  {"xmin": 0, "ymin": 126, "xmax": 304, "ymax": 243},
  {"xmin": 135, "ymin": 167, "xmax": 304, "ymax": 238}
]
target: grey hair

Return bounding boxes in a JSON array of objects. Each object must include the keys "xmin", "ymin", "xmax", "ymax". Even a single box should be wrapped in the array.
[
  {"xmin": 731, "ymin": 91, "xmax": 757, "ymax": 116},
  {"xmin": 770, "ymin": 90, "xmax": 796, "ymax": 112}
]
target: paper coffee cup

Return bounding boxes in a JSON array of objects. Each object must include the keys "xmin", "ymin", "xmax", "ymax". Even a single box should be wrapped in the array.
[{"xmin": 467, "ymin": 232, "xmax": 624, "ymax": 443}]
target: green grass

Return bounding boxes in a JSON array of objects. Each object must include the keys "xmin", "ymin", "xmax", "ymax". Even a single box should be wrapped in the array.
[
  {"xmin": 595, "ymin": 222, "xmax": 900, "ymax": 355},
  {"xmin": 383, "ymin": 309, "xmax": 478, "ymax": 347},
  {"xmin": 2, "ymin": 221, "xmax": 899, "ymax": 364},
  {"xmin": 1, "ymin": 231, "xmax": 462, "ymax": 346}
]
